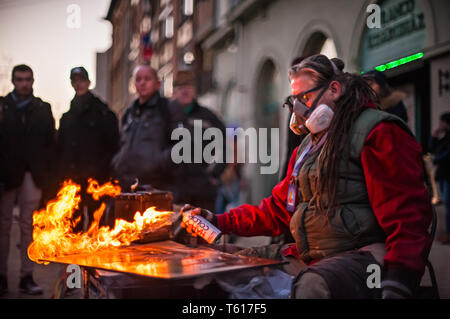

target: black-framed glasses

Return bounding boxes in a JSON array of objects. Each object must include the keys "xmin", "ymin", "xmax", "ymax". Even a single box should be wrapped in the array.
[{"xmin": 282, "ymin": 85, "xmax": 324, "ymax": 113}]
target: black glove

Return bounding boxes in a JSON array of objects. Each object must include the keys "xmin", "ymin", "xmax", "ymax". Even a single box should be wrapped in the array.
[{"xmin": 381, "ymin": 267, "xmax": 421, "ymax": 299}]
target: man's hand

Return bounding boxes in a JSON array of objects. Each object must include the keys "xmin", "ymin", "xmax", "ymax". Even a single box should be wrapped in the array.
[{"xmin": 180, "ymin": 204, "xmax": 217, "ymax": 237}]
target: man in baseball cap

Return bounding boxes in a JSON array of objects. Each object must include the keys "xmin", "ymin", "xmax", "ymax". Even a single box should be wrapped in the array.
[
  {"xmin": 70, "ymin": 66, "xmax": 89, "ymax": 80},
  {"xmin": 57, "ymin": 66, "xmax": 119, "ymax": 232}
]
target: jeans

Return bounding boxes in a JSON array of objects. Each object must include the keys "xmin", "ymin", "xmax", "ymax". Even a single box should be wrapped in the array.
[{"xmin": 0, "ymin": 172, "xmax": 42, "ymax": 277}]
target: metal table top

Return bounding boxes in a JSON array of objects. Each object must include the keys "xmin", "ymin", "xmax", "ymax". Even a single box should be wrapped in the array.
[{"xmin": 41, "ymin": 240, "xmax": 283, "ymax": 280}]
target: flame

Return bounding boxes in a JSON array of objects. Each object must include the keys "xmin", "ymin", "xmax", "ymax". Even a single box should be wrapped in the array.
[
  {"xmin": 28, "ymin": 180, "xmax": 173, "ymax": 264},
  {"xmin": 86, "ymin": 178, "xmax": 121, "ymax": 200}
]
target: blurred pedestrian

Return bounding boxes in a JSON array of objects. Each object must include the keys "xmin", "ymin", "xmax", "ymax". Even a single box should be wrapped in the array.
[
  {"xmin": 57, "ymin": 66, "xmax": 119, "ymax": 231},
  {"xmin": 429, "ymin": 112, "xmax": 450, "ymax": 244},
  {"xmin": 169, "ymin": 70, "xmax": 226, "ymax": 211},
  {"xmin": 0, "ymin": 64, "xmax": 56, "ymax": 295},
  {"xmin": 215, "ymin": 134, "xmax": 247, "ymax": 214},
  {"xmin": 112, "ymin": 65, "xmax": 177, "ymax": 192},
  {"xmin": 363, "ymin": 70, "xmax": 408, "ymax": 123}
]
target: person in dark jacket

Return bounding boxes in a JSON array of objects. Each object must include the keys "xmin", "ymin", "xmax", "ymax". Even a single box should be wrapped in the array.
[
  {"xmin": 170, "ymin": 70, "xmax": 227, "ymax": 211},
  {"xmin": 112, "ymin": 65, "xmax": 177, "ymax": 192},
  {"xmin": 57, "ymin": 67, "xmax": 119, "ymax": 231},
  {"xmin": 429, "ymin": 112, "xmax": 450, "ymax": 244},
  {"xmin": 0, "ymin": 64, "xmax": 55, "ymax": 295},
  {"xmin": 363, "ymin": 70, "xmax": 408, "ymax": 123}
]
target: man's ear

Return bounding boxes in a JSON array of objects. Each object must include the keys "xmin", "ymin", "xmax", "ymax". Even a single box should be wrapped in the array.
[{"xmin": 329, "ymin": 80, "xmax": 341, "ymax": 100}]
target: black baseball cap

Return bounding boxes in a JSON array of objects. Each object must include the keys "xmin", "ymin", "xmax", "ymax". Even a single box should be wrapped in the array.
[{"xmin": 70, "ymin": 66, "xmax": 89, "ymax": 80}]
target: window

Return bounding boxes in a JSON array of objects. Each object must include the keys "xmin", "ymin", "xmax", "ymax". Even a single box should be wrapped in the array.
[
  {"xmin": 164, "ymin": 15, "xmax": 174, "ymax": 39},
  {"xmin": 302, "ymin": 32, "xmax": 337, "ymax": 59},
  {"xmin": 183, "ymin": 0, "xmax": 194, "ymax": 16}
]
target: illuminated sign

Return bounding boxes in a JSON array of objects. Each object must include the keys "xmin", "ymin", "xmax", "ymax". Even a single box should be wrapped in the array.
[
  {"xmin": 374, "ymin": 52, "xmax": 423, "ymax": 71},
  {"xmin": 360, "ymin": 0, "xmax": 426, "ymax": 71}
]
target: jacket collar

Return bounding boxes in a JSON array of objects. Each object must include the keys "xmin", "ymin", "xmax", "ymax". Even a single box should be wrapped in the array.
[
  {"xmin": 172, "ymin": 99, "xmax": 199, "ymax": 115},
  {"xmin": 70, "ymin": 91, "xmax": 94, "ymax": 114},
  {"xmin": 134, "ymin": 91, "xmax": 160, "ymax": 109},
  {"xmin": 5, "ymin": 91, "xmax": 37, "ymax": 112}
]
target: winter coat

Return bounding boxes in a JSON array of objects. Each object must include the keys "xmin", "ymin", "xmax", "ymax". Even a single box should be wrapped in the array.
[
  {"xmin": 0, "ymin": 92, "xmax": 56, "ymax": 190},
  {"xmin": 57, "ymin": 91, "xmax": 119, "ymax": 187},
  {"xmin": 169, "ymin": 99, "xmax": 227, "ymax": 205},
  {"xmin": 112, "ymin": 92, "xmax": 177, "ymax": 191}
]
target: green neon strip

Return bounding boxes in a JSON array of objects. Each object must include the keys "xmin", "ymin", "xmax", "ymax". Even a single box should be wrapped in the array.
[{"xmin": 372, "ymin": 52, "xmax": 424, "ymax": 72}]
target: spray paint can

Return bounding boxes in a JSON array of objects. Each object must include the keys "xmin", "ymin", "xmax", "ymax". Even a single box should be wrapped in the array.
[{"xmin": 182, "ymin": 211, "xmax": 222, "ymax": 244}]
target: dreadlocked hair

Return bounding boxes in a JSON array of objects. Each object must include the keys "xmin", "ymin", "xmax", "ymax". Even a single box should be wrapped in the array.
[{"xmin": 294, "ymin": 54, "xmax": 378, "ymax": 215}]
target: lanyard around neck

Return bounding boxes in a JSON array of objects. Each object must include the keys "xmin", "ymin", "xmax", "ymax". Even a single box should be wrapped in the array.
[{"xmin": 291, "ymin": 132, "xmax": 328, "ymax": 177}]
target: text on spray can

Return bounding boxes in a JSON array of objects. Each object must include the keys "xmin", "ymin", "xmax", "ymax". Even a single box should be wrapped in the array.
[{"xmin": 182, "ymin": 212, "xmax": 222, "ymax": 244}]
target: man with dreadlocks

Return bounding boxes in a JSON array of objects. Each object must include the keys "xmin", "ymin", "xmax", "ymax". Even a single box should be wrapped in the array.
[{"xmin": 182, "ymin": 54, "xmax": 432, "ymax": 299}]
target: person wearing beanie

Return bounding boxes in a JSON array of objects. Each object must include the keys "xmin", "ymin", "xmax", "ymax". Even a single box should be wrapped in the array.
[{"xmin": 169, "ymin": 70, "xmax": 227, "ymax": 211}]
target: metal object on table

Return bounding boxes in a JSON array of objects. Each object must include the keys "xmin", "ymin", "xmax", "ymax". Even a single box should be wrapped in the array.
[
  {"xmin": 113, "ymin": 190, "xmax": 175, "ymax": 243},
  {"xmin": 42, "ymin": 240, "xmax": 283, "ymax": 280},
  {"xmin": 114, "ymin": 190, "xmax": 173, "ymax": 221}
]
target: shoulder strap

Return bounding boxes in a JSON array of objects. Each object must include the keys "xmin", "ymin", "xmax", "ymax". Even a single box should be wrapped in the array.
[{"xmin": 350, "ymin": 108, "xmax": 413, "ymax": 159}]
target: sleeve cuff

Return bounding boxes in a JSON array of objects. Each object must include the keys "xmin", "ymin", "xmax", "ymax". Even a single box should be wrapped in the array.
[
  {"xmin": 216, "ymin": 213, "xmax": 232, "ymax": 234},
  {"xmin": 382, "ymin": 266, "xmax": 422, "ymax": 297}
]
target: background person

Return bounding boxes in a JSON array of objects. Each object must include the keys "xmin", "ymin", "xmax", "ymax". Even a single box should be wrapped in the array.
[
  {"xmin": 169, "ymin": 70, "xmax": 227, "ymax": 211},
  {"xmin": 429, "ymin": 112, "xmax": 450, "ymax": 244},
  {"xmin": 57, "ymin": 66, "xmax": 119, "ymax": 231},
  {"xmin": 363, "ymin": 70, "xmax": 408, "ymax": 123},
  {"xmin": 112, "ymin": 65, "xmax": 177, "ymax": 192},
  {"xmin": 0, "ymin": 64, "xmax": 56, "ymax": 295}
]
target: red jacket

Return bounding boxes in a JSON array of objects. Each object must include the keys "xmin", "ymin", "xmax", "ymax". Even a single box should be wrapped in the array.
[{"xmin": 217, "ymin": 121, "xmax": 432, "ymax": 274}]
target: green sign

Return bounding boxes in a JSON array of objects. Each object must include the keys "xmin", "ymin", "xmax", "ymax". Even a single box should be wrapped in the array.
[
  {"xmin": 374, "ymin": 52, "xmax": 424, "ymax": 71},
  {"xmin": 361, "ymin": 0, "xmax": 426, "ymax": 72}
]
